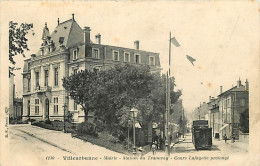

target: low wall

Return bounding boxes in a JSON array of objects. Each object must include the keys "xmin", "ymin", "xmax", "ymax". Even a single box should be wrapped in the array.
[{"xmin": 239, "ymin": 133, "xmax": 249, "ymax": 143}]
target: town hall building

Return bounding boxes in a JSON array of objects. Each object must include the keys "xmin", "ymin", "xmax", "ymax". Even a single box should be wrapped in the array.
[{"xmin": 22, "ymin": 14, "xmax": 161, "ymax": 122}]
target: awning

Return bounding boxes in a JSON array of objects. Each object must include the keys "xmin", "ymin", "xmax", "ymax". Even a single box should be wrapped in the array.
[{"xmin": 219, "ymin": 124, "xmax": 229, "ymax": 131}]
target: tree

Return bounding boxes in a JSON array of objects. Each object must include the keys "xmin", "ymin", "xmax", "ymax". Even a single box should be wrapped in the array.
[
  {"xmin": 9, "ymin": 21, "xmax": 33, "ymax": 76},
  {"xmin": 62, "ymin": 70, "xmax": 99, "ymax": 121},
  {"xmin": 240, "ymin": 109, "xmax": 249, "ymax": 133},
  {"xmin": 62, "ymin": 64, "xmax": 182, "ymax": 136}
]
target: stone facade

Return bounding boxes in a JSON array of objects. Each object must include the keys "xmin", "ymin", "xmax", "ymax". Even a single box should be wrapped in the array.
[{"xmin": 22, "ymin": 15, "xmax": 161, "ymax": 122}]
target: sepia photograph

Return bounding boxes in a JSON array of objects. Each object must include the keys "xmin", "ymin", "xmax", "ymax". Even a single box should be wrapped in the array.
[{"xmin": 0, "ymin": 1, "xmax": 259, "ymax": 166}]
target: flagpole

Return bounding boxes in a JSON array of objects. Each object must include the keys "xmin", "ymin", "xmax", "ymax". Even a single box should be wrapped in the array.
[
  {"xmin": 165, "ymin": 32, "xmax": 171, "ymax": 156},
  {"xmin": 169, "ymin": 32, "xmax": 171, "ymax": 76}
]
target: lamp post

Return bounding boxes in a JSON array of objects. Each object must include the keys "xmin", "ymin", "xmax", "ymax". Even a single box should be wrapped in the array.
[
  {"xmin": 127, "ymin": 119, "xmax": 131, "ymax": 151},
  {"xmin": 130, "ymin": 108, "xmax": 138, "ymax": 155},
  {"xmin": 63, "ymin": 103, "xmax": 67, "ymax": 133}
]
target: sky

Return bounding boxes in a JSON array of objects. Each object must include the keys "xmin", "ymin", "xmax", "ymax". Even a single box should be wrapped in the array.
[{"xmin": 1, "ymin": 1, "xmax": 259, "ymax": 115}]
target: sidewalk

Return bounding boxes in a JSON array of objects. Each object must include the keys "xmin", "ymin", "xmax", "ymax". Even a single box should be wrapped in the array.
[
  {"xmin": 213, "ymin": 138, "xmax": 248, "ymax": 152},
  {"xmin": 10, "ymin": 125, "xmax": 124, "ymax": 156}
]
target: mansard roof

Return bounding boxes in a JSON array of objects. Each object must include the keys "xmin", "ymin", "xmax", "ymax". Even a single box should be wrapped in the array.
[{"xmin": 50, "ymin": 19, "xmax": 84, "ymax": 49}]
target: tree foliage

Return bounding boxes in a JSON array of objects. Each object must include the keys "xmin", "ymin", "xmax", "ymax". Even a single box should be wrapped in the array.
[
  {"xmin": 240, "ymin": 109, "xmax": 249, "ymax": 133},
  {"xmin": 9, "ymin": 21, "xmax": 33, "ymax": 76},
  {"xmin": 62, "ymin": 64, "xmax": 182, "ymax": 135}
]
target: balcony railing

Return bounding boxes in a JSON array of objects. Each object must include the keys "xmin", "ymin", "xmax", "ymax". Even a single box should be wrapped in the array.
[{"xmin": 35, "ymin": 86, "xmax": 52, "ymax": 93}]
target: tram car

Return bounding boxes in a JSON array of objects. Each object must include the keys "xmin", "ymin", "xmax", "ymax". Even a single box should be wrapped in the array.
[{"xmin": 192, "ymin": 120, "xmax": 212, "ymax": 150}]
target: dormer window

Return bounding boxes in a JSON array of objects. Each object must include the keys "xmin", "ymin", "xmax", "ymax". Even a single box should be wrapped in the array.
[
  {"xmin": 59, "ymin": 37, "xmax": 64, "ymax": 45},
  {"xmin": 73, "ymin": 49, "xmax": 78, "ymax": 60}
]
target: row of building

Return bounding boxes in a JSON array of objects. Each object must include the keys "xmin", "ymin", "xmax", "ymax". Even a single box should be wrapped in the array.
[
  {"xmin": 20, "ymin": 14, "xmax": 161, "ymax": 122},
  {"xmin": 193, "ymin": 78, "xmax": 249, "ymax": 141}
]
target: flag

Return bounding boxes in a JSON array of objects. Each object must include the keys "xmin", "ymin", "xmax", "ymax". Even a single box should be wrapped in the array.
[
  {"xmin": 186, "ymin": 55, "xmax": 196, "ymax": 66},
  {"xmin": 170, "ymin": 37, "xmax": 180, "ymax": 47}
]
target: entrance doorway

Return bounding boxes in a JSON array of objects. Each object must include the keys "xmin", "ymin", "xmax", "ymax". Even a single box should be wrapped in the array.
[{"xmin": 45, "ymin": 99, "xmax": 49, "ymax": 120}]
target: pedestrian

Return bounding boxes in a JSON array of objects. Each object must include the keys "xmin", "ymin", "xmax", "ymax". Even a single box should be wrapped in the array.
[
  {"xmin": 138, "ymin": 147, "xmax": 144, "ymax": 157},
  {"xmin": 224, "ymin": 134, "xmax": 227, "ymax": 143},
  {"xmin": 152, "ymin": 142, "xmax": 156, "ymax": 155}
]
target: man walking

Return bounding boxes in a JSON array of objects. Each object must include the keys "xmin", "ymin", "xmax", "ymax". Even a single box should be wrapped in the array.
[{"xmin": 224, "ymin": 134, "xmax": 227, "ymax": 143}]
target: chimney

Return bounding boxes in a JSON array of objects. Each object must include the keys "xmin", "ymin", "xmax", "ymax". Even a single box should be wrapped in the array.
[
  {"xmin": 57, "ymin": 18, "xmax": 60, "ymax": 26},
  {"xmin": 220, "ymin": 86, "xmax": 223, "ymax": 94},
  {"xmin": 209, "ymin": 96, "xmax": 211, "ymax": 102},
  {"xmin": 237, "ymin": 77, "xmax": 241, "ymax": 88},
  {"xmin": 95, "ymin": 33, "xmax": 101, "ymax": 44},
  {"xmin": 72, "ymin": 13, "xmax": 75, "ymax": 21},
  {"xmin": 134, "ymin": 40, "xmax": 139, "ymax": 50},
  {"xmin": 83, "ymin": 27, "xmax": 91, "ymax": 44},
  {"xmin": 245, "ymin": 79, "xmax": 249, "ymax": 91}
]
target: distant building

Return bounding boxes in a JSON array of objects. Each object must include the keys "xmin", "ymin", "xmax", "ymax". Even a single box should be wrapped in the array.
[
  {"xmin": 22, "ymin": 14, "xmax": 161, "ymax": 122},
  {"xmin": 208, "ymin": 78, "xmax": 249, "ymax": 139},
  {"xmin": 193, "ymin": 102, "xmax": 209, "ymax": 121},
  {"xmin": 208, "ymin": 97, "xmax": 220, "ymax": 137},
  {"xmin": 9, "ymin": 75, "xmax": 23, "ymax": 119},
  {"xmin": 217, "ymin": 79, "xmax": 249, "ymax": 139}
]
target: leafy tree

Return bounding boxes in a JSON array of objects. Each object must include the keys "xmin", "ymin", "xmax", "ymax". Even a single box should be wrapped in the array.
[
  {"xmin": 62, "ymin": 64, "xmax": 182, "ymax": 137},
  {"xmin": 9, "ymin": 21, "xmax": 33, "ymax": 76},
  {"xmin": 240, "ymin": 109, "xmax": 249, "ymax": 133},
  {"xmin": 62, "ymin": 70, "xmax": 99, "ymax": 121},
  {"xmin": 94, "ymin": 64, "xmax": 154, "ymax": 133}
]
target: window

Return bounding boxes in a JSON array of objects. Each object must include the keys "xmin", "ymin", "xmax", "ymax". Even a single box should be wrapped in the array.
[
  {"xmin": 73, "ymin": 49, "xmax": 78, "ymax": 60},
  {"xmin": 240, "ymin": 99, "xmax": 246, "ymax": 106},
  {"xmin": 93, "ymin": 49, "xmax": 100, "ymax": 59},
  {"xmin": 35, "ymin": 72, "xmax": 39, "ymax": 87},
  {"xmin": 54, "ymin": 97, "xmax": 58, "ymax": 114},
  {"xmin": 44, "ymin": 70, "xmax": 48, "ymax": 86},
  {"xmin": 124, "ymin": 52, "xmax": 130, "ymax": 62},
  {"xmin": 28, "ymin": 100, "xmax": 30, "ymax": 116},
  {"xmin": 59, "ymin": 37, "xmax": 64, "ymax": 44},
  {"xmin": 28, "ymin": 63, "xmax": 31, "ymax": 70},
  {"xmin": 35, "ymin": 99, "xmax": 39, "ymax": 115},
  {"xmin": 224, "ymin": 100, "xmax": 227, "ymax": 109},
  {"xmin": 135, "ymin": 54, "xmax": 140, "ymax": 64},
  {"xmin": 74, "ymin": 100, "xmax": 77, "ymax": 110},
  {"xmin": 113, "ymin": 51, "xmax": 119, "ymax": 61},
  {"xmin": 149, "ymin": 56, "xmax": 155, "ymax": 65},
  {"xmin": 73, "ymin": 68, "xmax": 78, "ymax": 75},
  {"xmin": 27, "ymin": 77, "xmax": 31, "ymax": 92},
  {"xmin": 227, "ymin": 98, "xmax": 231, "ymax": 107},
  {"xmin": 54, "ymin": 68, "xmax": 59, "ymax": 86}
]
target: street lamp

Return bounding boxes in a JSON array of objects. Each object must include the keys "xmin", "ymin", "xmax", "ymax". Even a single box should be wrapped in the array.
[
  {"xmin": 63, "ymin": 103, "xmax": 67, "ymax": 133},
  {"xmin": 127, "ymin": 119, "xmax": 131, "ymax": 151},
  {"xmin": 130, "ymin": 107, "xmax": 138, "ymax": 155}
]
